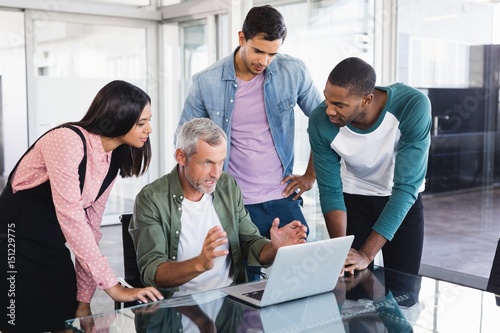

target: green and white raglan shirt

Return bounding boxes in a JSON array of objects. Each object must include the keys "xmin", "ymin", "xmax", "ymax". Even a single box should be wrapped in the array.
[{"xmin": 308, "ymin": 83, "xmax": 432, "ymax": 241}]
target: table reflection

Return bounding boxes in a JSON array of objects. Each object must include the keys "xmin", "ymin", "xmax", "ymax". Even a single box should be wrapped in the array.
[
  {"xmin": 66, "ymin": 266, "xmax": 499, "ymax": 333},
  {"xmin": 335, "ymin": 267, "xmax": 421, "ymax": 333}
]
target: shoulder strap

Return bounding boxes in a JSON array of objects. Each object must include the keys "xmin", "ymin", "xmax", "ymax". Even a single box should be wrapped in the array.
[
  {"xmin": 64, "ymin": 126, "xmax": 120, "ymax": 203},
  {"xmin": 96, "ymin": 153, "xmax": 120, "ymax": 202},
  {"xmin": 9, "ymin": 125, "xmax": 118, "ymax": 203},
  {"xmin": 8, "ymin": 125, "xmax": 86, "ymax": 194},
  {"xmin": 64, "ymin": 126, "xmax": 87, "ymax": 194}
]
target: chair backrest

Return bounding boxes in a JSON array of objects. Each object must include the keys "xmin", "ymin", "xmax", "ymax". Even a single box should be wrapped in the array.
[
  {"xmin": 120, "ymin": 214, "xmax": 144, "ymax": 288},
  {"xmin": 486, "ymin": 238, "xmax": 500, "ymax": 305}
]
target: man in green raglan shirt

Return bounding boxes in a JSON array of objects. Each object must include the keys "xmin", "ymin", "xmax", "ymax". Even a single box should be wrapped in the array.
[{"xmin": 308, "ymin": 57, "xmax": 432, "ymax": 275}]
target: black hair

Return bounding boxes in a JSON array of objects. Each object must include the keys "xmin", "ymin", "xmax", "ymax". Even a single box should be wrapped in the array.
[
  {"xmin": 327, "ymin": 57, "xmax": 376, "ymax": 97},
  {"xmin": 241, "ymin": 5, "xmax": 287, "ymax": 42},
  {"xmin": 64, "ymin": 80, "xmax": 152, "ymax": 178}
]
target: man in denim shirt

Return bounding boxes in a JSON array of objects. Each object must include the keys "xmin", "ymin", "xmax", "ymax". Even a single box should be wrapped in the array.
[{"xmin": 178, "ymin": 5, "xmax": 322, "ymax": 279}]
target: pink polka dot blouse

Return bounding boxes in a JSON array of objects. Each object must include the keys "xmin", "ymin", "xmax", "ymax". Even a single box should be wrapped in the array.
[{"xmin": 11, "ymin": 126, "xmax": 118, "ymax": 303}]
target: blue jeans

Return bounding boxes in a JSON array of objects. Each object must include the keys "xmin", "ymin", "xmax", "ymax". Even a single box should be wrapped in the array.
[{"xmin": 244, "ymin": 195, "xmax": 308, "ymax": 281}]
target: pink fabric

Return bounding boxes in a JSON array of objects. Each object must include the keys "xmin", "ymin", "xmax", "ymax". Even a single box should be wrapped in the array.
[
  {"xmin": 11, "ymin": 126, "xmax": 117, "ymax": 302},
  {"xmin": 228, "ymin": 75, "xmax": 285, "ymax": 205}
]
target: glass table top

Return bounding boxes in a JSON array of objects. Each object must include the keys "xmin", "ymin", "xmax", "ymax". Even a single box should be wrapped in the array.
[{"xmin": 66, "ymin": 266, "xmax": 500, "ymax": 332}]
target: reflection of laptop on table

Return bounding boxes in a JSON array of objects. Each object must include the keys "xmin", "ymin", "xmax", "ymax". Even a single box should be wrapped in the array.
[
  {"xmin": 259, "ymin": 292, "xmax": 346, "ymax": 332},
  {"xmin": 221, "ymin": 235, "xmax": 354, "ymax": 308}
]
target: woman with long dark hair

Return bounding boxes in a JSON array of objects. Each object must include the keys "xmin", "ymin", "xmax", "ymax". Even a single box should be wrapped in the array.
[{"xmin": 0, "ymin": 80, "xmax": 163, "ymax": 332}]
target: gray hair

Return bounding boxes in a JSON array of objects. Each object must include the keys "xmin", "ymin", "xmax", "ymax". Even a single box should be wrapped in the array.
[{"xmin": 175, "ymin": 118, "xmax": 226, "ymax": 158}]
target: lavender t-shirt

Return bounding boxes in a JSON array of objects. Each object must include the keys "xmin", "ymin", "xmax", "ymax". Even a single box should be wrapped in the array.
[{"xmin": 227, "ymin": 74, "xmax": 286, "ymax": 205}]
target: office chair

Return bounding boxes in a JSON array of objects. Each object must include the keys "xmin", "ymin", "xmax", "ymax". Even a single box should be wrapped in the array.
[
  {"xmin": 486, "ymin": 238, "xmax": 500, "ymax": 306},
  {"xmin": 115, "ymin": 213, "xmax": 144, "ymax": 309}
]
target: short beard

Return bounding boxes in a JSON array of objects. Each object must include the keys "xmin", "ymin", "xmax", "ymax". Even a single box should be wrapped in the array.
[{"xmin": 186, "ymin": 176, "xmax": 215, "ymax": 195}]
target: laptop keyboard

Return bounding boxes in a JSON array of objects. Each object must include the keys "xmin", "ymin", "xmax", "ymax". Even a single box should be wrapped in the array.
[{"xmin": 243, "ymin": 289, "xmax": 265, "ymax": 301}]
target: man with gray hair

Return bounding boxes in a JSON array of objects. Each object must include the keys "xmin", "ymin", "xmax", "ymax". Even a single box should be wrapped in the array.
[{"xmin": 130, "ymin": 118, "xmax": 307, "ymax": 298}]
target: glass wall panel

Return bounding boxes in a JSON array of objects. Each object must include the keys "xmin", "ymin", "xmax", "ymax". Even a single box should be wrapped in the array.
[
  {"xmin": 32, "ymin": 19, "xmax": 149, "ymax": 223},
  {"xmin": 163, "ymin": 0, "xmax": 374, "ymax": 240},
  {"xmin": 181, "ymin": 21, "xmax": 208, "ymax": 90},
  {"xmin": 0, "ymin": 11, "xmax": 28, "ymax": 179},
  {"xmin": 161, "ymin": 18, "xmax": 217, "ymax": 171},
  {"xmin": 162, "ymin": 0, "xmax": 181, "ymax": 6},
  {"xmin": 80, "ymin": 0, "xmax": 151, "ymax": 6},
  {"xmin": 162, "ymin": 23, "xmax": 182, "ymax": 169},
  {"xmin": 274, "ymin": 0, "xmax": 375, "ymax": 240},
  {"xmin": 397, "ymin": 0, "xmax": 500, "ymax": 280},
  {"xmin": 33, "ymin": 22, "xmax": 147, "ymax": 135}
]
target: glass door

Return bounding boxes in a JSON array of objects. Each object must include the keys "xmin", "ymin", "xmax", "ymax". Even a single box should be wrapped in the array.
[
  {"xmin": 273, "ymin": 0, "xmax": 375, "ymax": 240},
  {"xmin": 0, "ymin": 10, "xmax": 27, "ymax": 180},
  {"xmin": 161, "ymin": 16, "xmax": 223, "ymax": 169},
  {"xmin": 397, "ymin": 0, "xmax": 500, "ymax": 282},
  {"xmin": 25, "ymin": 11, "xmax": 158, "ymax": 224}
]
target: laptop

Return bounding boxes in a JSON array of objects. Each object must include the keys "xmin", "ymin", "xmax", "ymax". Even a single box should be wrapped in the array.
[{"xmin": 221, "ymin": 235, "xmax": 354, "ymax": 307}]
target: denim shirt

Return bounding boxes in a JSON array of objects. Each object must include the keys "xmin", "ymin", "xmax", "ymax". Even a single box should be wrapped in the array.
[
  {"xmin": 129, "ymin": 165, "xmax": 269, "ymax": 298},
  {"xmin": 179, "ymin": 47, "xmax": 322, "ymax": 176}
]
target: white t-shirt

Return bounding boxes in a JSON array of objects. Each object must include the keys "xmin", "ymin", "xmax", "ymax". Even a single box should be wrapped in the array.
[{"xmin": 176, "ymin": 194, "xmax": 233, "ymax": 296}]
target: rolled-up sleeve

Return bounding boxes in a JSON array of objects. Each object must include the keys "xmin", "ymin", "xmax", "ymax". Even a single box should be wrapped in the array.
[{"xmin": 130, "ymin": 188, "xmax": 170, "ymax": 289}]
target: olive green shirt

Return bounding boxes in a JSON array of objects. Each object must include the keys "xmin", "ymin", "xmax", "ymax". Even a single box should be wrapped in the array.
[{"xmin": 130, "ymin": 165, "xmax": 269, "ymax": 297}]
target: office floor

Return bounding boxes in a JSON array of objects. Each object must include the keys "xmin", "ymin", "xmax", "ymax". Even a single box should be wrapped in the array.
[{"xmin": 90, "ymin": 186, "xmax": 500, "ymax": 315}]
